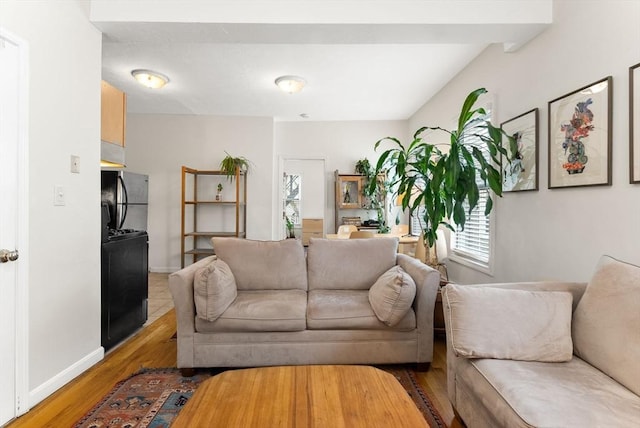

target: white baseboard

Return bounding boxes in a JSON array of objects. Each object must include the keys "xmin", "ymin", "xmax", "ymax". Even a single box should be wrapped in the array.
[{"xmin": 29, "ymin": 347, "xmax": 104, "ymax": 407}]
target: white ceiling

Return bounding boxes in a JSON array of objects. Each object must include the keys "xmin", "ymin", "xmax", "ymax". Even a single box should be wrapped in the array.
[{"xmin": 92, "ymin": 0, "xmax": 552, "ymax": 122}]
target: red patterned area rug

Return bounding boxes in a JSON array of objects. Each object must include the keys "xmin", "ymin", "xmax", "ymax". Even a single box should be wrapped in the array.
[{"xmin": 75, "ymin": 366, "xmax": 446, "ymax": 428}]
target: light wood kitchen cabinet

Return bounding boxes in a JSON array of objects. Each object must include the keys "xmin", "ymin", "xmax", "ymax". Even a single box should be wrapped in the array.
[{"xmin": 101, "ymin": 80, "xmax": 126, "ymax": 147}]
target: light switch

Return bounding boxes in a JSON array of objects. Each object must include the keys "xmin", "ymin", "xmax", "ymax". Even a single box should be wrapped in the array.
[
  {"xmin": 70, "ymin": 155, "xmax": 80, "ymax": 173},
  {"xmin": 54, "ymin": 185, "xmax": 65, "ymax": 206}
]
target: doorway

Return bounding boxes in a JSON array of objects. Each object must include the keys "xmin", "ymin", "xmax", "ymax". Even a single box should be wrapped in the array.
[
  {"xmin": 280, "ymin": 158, "xmax": 326, "ymax": 240},
  {"xmin": 0, "ymin": 27, "xmax": 30, "ymax": 424}
]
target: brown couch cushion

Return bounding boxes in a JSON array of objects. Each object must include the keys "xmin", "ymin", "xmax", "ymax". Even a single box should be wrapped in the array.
[
  {"xmin": 196, "ymin": 290, "xmax": 308, "ymax": 332},
  {"xmin": 306, "ymin": 289, "xmax": 416, "ymax": 331},
  {"xmin": 193, "ymin": 258, "xmax": 238, "ymax": 322},
  {"xmin": 368, "ymin": 266, "xmax": 416, "ymax": 327},
  {"xmin": 306, "ymin": 237, "xmax": 398, "ymax": 290},
  {"xmin": 443, "ymin": 283, "xmax": 574, "ymax": 362},
  {"xmin": 572, "ymin": 255, "xmax": 640, "ymax": 396},
  {"xmin": 212, "ymin": 238, "xmax": 308, "ymax": 291}
]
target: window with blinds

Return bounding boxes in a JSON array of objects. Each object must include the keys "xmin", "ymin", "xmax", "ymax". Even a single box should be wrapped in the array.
[
  {"xmin": 449, "ymin": 105, "xmax": 494, "ymax": 269},
  {"xmin": 452, "ymin": 189, "xmax": 491, "ymax": 263}
]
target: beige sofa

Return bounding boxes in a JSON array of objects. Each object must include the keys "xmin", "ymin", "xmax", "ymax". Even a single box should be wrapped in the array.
[
  {"xmin": 442, "ymin": 255, "xmax": 640, "ymax": 428},
  {"xmin": 169, "ymin": 237, "xmax": 440, "ymax": 373}
]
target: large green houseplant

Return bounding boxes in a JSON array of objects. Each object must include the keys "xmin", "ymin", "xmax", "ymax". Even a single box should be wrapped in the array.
[{"xmin": 368, "ymin": 88, "xmax": 515, "ymax": 248}]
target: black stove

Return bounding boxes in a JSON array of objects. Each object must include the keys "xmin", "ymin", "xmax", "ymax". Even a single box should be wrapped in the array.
[{"xmin": 107, "ymin": 228, "xmax": 147, "ymax": 241}]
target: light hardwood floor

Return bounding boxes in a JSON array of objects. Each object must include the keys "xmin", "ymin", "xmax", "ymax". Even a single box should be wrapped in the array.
[{"xmin": 7, "ymin": 274, "xmax": 462, "ymax": 428}]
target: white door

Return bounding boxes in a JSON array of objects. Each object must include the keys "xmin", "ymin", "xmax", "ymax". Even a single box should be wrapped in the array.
[
  {"xmin": 0, "ymin": 28, "xmax": 29, "ymax": 424},
  {"xmin": 281, "ymin": 158, "xmax": 326, "ymax": 238}
]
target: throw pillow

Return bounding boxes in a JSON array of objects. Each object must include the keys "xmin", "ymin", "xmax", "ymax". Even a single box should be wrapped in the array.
[
  {"xmin": 194, "ymin": 258, "xmax": 238, "ymax": 322},
  {"xmin": 368, "ymin": 265, "xmax": 416, "ymax": 327},
  {"xmin": 443, "ymin": 283, "xmax": 574, "ymax": 362},
  {"xmin": 572, "ymin": 255, "xmax": 640, "ymax": 396}
]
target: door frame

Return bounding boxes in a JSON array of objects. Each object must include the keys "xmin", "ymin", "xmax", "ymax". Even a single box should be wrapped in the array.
[
  {"xmin": 1, "ymin": 26, "xmax": 30, "ymax": 418},
  {"xmin": 276, "ymin": 156, "xmax": 327, "ymax": 240}
]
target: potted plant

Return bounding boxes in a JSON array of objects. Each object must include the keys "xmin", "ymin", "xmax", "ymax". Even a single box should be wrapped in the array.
[
  {"xmin": 355, "ymin": 158, "xmax": 371, "ymax": 175},
  {"xmin": 220, "ymin": 152, "xmax": 252, "ymax": 181},
  {"xmin": 216, "ymin": 183, "xmax": 223, "ymax": 201},
  {"xmin": 368, "ymin": 88, "xmax": 515, "ymax": 252},
  {"xmin": 285, "ymin": 216, "xmax": 296, "ymax": 239}
]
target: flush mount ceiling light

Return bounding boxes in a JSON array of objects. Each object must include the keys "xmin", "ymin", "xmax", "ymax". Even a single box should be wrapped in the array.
[
  {"xmin": 131, "ymin": 69, "xmax": 170, "ymax": 89},
  {"xmin": 275, "ymin": 75, "xmax": 306, "ymax": 94}
]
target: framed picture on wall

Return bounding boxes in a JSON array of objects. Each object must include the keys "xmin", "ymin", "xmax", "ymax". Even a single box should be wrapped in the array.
[
  {"xmin": 548, "ymin": 76, "xmax": 612, "ymax": 189},
  {"xmin": 630, "ymin": 62, "xmax": 640, "ymax": 184},
  {"xmin": 500, "ymin": 108, "xmax": 539, "ymax": 192}
]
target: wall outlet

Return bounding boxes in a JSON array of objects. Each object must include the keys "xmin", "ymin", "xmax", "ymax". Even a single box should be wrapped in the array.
[
  {"xmin": 54, "ymin": 185, "xmax": 65, "ymax": 206},
  {"xmin": 70, "ymin": 155, "xmax": 80, "ymax": 173}
]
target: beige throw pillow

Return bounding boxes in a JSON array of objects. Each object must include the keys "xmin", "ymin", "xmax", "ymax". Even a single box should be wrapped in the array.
[
  {"xmin": 572, "ymin": 255, "xmax": 640, "ymax": 396},
  {"xmin": 368, "ymin": 266, "xmax": 416, "ymax": 327},
  {"xmin": 194, "ymin": 259, "xmax": 237, "ymax": 322},
  {"xmin": 443, "ymin": 283, "xmax": 574, "ymax": 362}
]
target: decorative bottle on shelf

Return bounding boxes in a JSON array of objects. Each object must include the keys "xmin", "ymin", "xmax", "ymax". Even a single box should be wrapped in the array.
[{"xmin": 216, "ymin": 183, "xmax": 223, "ymax": 201}]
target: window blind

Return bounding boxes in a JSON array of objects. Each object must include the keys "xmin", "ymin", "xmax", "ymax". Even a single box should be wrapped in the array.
[
  {"xmin": 450, "ymin": 107, "xmax": 492, "ymax": 265},
  {"xmin": 452, "ymin": 189, "xmax": 490, "ymax": 263}
]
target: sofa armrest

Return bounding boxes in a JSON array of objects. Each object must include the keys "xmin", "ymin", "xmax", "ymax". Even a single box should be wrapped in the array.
[
  {"xmin": 443, "ymin": 280, "xmax": 588, "ymax": 408},
  {"xmin": 396, "ymin": 254, "xmax": 441, "ymax": 363},
  {"xmin": 168, "ymin": 255, "xmax": 217, "ymax": 367}
]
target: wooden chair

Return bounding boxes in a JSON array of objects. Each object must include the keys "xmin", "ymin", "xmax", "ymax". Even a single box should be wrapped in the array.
[
  {"xmin": 391, "ymin": 224, "xmax": 409, "ymax": 236},
  {"xmin": 349, "ymin": 230, "xmax": 375, "ymax": 239},
  {"xmin": 337, "ymin": 224, "xmax": 358, "ymax": 237}
]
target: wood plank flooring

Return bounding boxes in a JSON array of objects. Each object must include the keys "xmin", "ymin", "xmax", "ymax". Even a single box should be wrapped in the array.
[{"xmin": 7, "ymin": 285, "xmax": 462, "ymax": 427}]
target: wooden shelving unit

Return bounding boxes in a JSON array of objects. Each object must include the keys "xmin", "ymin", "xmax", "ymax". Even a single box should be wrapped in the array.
[
  {"xmin": 334, "ymin": 170, "xmax": 387, "ymax": 233},
  {"xmin": 181, "ymin": 166, "xmax": 247, "ymax": 267}
]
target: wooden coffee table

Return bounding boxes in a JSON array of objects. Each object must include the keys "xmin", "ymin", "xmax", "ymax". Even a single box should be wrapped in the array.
[{"xmin": 172, "ymin": 365, "xmax": 428, "ymax": 427}]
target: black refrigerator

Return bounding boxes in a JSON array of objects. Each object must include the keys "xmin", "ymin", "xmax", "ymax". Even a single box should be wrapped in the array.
[{"xmin": 101, "ymin": 170, "xmax": 150, "ymax": 351}]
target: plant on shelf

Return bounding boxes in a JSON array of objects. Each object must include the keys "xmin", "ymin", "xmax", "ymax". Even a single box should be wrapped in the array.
[
  {"xmin": 355, "ymin": 157, "xmax": 390, "ymax": 233},
  {"xmin": 220, "ymin": 152, "xmax": 252, "ymax": 180},
  {"xmin": 368, "ymin": 88, "xmax": 515, "ymax": 252},
  {"xmin": 354, "ymin": 158, "xmax": 371, "ymax": 175}
]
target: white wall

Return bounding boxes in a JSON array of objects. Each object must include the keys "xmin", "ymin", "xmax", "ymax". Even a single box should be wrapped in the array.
[
  {"xmin": 1, "ymin": 0, "xmax": 103, "ymax": 404},
  {"xmin": 125, "ymin": 114, "xmax": 274, "ymax": 272},
  {"xmin": 410, "ymin": 0, "xmax": 640, "ymax": 283},
  {"xmin": 126, "ymin": 117, "xmax": 409, "ymax": 272},
  {"xmin": 274, "ymin": 120, "xmax": 409, "ymax": 234}
]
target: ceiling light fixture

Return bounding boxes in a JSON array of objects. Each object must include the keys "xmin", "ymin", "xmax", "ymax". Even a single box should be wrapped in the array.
[
  {"xmin": 131, "ymin": 69, "xmax": 170, "ymax": 89},
  {"xmin": 275, "ymin": 75, "xmax": 306, "ymax": 94}
]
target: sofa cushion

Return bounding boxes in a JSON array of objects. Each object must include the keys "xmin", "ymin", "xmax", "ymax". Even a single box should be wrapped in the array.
[
  {"xmin": 193, "ymin": 258, "xmax": 237, "ymax": 322},
  {"xmin": 306, "ymin": 238, "xmax": 398, "ymax": 290},
  {"xmin": 307, "ymin": 289, "xmax": 416, "ymax": 331},
  {"xmin": 572, "ymin": 255, "xmax": 640, "ymax": 396},
  {"xmin": 212, "ymin": 238, "xmax": 308, "ymax": 291},
  {"xmin": 443, "ymin": 283, "xmax": 573, "ymax": 362},
  {"xmin": 195, "ymin": 289, "xmax": 308, "ymax": 332},
  {"xmin": 368, "ymin": 266, "xmax": 416, "ymax": 327},
  {"xmin": 457, "ymin": 356, "xmax": 640, "ymax": 428}
]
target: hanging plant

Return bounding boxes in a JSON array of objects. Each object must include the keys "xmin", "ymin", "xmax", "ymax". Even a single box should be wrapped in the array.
[{"xmin": 220, "ymin": 152, "xmax": 252, "ymax": 180}]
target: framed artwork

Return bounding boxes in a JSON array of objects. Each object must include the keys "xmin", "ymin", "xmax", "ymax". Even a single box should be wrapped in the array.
[
  {"xmin": 336, "ymin": 175, "xmax": 362, "ymax": 209},
  {"xmin": 630, "ymin": 62, "xmax": 640, "ymax": 183},
  {"xmin": 548, "ymin": 76, "xmax": 612, "ymax": 189},
  {"xmin": 500, "ymin": 108, "xmax": 539, "ymax": 192}
]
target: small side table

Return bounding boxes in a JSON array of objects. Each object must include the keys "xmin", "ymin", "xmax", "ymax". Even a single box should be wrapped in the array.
[{"xmin": 434, "ymin": 280, "xmax": 448, "ymax": 337}]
